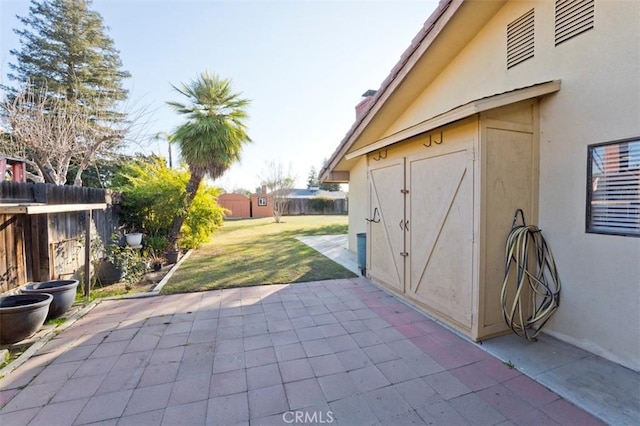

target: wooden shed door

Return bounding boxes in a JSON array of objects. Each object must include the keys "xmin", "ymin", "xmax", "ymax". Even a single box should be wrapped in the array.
[
  {"xmin": 407, "ymin": 145, "xmax": 474, "ymax": 328},
  {"xmin": 368, "ymin": 158, "xmax": 405, "ymax": 293}
]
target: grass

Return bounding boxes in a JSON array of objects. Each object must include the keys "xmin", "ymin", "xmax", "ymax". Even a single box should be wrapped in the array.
[
  {"xmin": 45, "ymin": 317, "xmax": 67, "ymax": 326},
  {"xmin": 0, "ymin": 346, "xmax": 26, "ymax": 371},
  {"xmin": 160, "ymin": 215, "xmax": 356, "ymax": 294}
]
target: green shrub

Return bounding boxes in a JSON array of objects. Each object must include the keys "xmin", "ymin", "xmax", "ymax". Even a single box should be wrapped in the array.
[
  {"xmin": 144, "ymin": 234, "xmax": 169, "ymax": 252},
  {"xmin": 111, "ymin": 158, "xmax": 225, "ymax": 249},
  {"xmin": 111, "ymin": 157, "xmax": 184, "ymax": 236},
  {"xmin": 180, "ymin": 184, "xmax": 226, "ymax": 249}
]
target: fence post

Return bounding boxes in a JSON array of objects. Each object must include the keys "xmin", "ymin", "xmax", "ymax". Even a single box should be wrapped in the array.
[{"xmin": 84, "ymin": 210, "xmax": 91, "ymax": 297}]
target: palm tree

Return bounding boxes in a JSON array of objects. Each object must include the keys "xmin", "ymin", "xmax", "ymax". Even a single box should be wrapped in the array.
[{"xmin": 166, "ymin": 72, "xmax": 251, "ymax": 248}]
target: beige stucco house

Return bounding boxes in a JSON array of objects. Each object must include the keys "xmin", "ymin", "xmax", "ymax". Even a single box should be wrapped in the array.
[{"xmin": 321, "ymin": 0, "xmax": 639, "ymax": 371}]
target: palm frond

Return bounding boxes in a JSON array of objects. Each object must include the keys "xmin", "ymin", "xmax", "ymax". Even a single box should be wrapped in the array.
[{"xmin": 166, "ymin": 71, "xmax": 251, "ymax": 180}]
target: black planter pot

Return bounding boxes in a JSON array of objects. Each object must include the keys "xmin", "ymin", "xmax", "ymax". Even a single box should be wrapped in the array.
[
  {"xmin": 165, "ymin": 250, "xmax": 180, "ymax": 264},
  {"xmin": 21, "ymin": 279, "xmax": 79, "ymax": 319},
  {"xmin": 95, "ymin": 259, "xmax": 126, "ymax": 285},
  {"xmin": 0, "ymin": 293, "xmax": 53, "ymax": 344}
]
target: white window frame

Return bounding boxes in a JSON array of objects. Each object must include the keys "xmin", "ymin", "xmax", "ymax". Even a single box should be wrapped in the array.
[
  {"xmin": 586, "ymin": 137, "xmax": 640, "ymax": 237},
  {"xmin": 257, "ymin": 197, "xmax": 267, "ymax": 207}
]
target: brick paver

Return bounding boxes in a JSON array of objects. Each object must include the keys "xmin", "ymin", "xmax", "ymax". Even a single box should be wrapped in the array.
[{"xmin": 0, "ymin": 278, "xmax": 605, "ymax": 425}]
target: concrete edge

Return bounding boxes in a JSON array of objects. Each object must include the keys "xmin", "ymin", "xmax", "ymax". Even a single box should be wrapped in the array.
[
  {"xmin": 151, "ymin": 249, "xmax": 193, "ymax": 294},
  {"xmin": 0, "ymin": 250, "xmax": 192, "ymax": 378}
]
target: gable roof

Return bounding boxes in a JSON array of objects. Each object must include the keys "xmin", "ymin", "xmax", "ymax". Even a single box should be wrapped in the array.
[{"xmin": 320, "ymin": 0, "xmax": 511, "ymax": 182}]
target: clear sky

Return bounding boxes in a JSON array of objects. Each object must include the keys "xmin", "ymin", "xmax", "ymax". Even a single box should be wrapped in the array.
[{"xmin": 1, "ymin": 0, "xmax": 439, "ymax": 192}]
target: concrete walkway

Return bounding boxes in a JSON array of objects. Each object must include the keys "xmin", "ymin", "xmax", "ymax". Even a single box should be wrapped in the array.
[
  {"xmin": 299, "ymin": 234, "xmax": 640, "ymax": 426},
  {"xmin": 0, "ymin": 235, "xmax": 634, "ymax": 425}
]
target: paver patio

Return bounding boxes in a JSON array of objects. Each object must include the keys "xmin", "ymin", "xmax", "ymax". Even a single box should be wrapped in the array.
[{"xmin": 0, "ymin": 277, "xmax": 603, "ymax": 425}]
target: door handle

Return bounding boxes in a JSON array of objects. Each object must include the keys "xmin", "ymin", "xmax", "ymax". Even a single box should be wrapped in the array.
[
  {"xmin": 404, "ymin": 220, "xmax": 409, "ymax": 231},
  {"xmin": 399, "ymin": 219, "xmax": 404, "ymax": 230},
  {"xmin": 366, "ymin": 207, "xmax": 380, "ymax": 223}
]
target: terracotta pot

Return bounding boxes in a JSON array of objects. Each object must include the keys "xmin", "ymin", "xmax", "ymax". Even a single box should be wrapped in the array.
[
  {"xmin": 21, "ymin": 279, "xmax": 79, "ymax": 319},
  {"xmin": 0, "ymin": 294, "xmax": 53, "ymax": 344}
]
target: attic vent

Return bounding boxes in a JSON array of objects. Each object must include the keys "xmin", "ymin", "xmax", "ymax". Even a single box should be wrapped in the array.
[
  {"xmin": 555, "ymin": 0, "xmax": 595, "ymax": 46},
  {"xmin": 507, "ymin": 9, "xmax": 535, "ymax": 69}
]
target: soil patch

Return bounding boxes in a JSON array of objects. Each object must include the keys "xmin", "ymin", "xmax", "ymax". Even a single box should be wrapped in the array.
[{"xmin": 91, "ymin": 264, "xmax": 172, "ymax": 298}]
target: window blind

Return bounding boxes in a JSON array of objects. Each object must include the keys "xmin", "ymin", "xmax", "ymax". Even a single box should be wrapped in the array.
[{"xmin": 588, "ymin": 139, "xmax": 640, "ymax": 236}]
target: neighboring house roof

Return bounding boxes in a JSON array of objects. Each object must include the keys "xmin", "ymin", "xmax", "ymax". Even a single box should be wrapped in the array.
[
  {"xmin": 271, "ymin": 188, "xmax": 348, "ymax": 200},
  {"xmin": 320, "ymin": 0, "xmax": 514, "ymax": 182}
]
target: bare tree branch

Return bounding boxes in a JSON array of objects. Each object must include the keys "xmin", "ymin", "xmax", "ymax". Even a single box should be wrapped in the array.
[
  {"xmin": 0, "ymin": 83, "xmax": 128, "ymax": 185},
  {"xmin": 259, "ymin": 160, "xmax": 295, "ymax": 223}
]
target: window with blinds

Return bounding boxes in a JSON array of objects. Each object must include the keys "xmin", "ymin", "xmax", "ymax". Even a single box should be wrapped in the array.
[{"xmin": 587, "ymin": 138, "xmax": 640, "ymax": 236}]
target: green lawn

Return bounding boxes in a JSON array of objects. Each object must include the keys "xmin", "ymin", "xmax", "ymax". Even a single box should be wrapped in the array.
[{"xmin": 160, "ymin": 215, "xmax": 356, "ymax": 294}]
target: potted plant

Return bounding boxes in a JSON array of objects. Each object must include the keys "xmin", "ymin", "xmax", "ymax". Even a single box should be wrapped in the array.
[
  {"xmin": 165, "ymin": 243, "xmax": 180, "ymax": 264},
  {"xmin": 125, "ymin": 228, "xmax": 143, "ymax": 247},
  {"xmin": 95, "ymin": 234, "xmax": 146, "ymax": 287},
  {"xmin": 148, "ymin": 250, "xmax": 165, "ymax": 272}
]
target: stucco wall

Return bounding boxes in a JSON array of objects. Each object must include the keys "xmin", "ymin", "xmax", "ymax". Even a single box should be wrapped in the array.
[
  {"xmin": 534, "ymin": 1, "xmax": 640, "ymax": 370},
  {"xmin": 345, "ymin": 0, "xmax": 639, "ymax": 369},
  {"xmin": 347, "ymin": 157, "xmax": 368, "ymax": 253}
]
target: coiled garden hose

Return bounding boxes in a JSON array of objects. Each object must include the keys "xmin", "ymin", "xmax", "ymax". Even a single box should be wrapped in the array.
[{"xmin": 501, "ymin": 210, "xmax": 561, "ymax": 341}]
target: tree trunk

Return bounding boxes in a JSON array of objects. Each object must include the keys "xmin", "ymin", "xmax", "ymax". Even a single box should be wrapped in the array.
[{"xmin": 167, "ymin": 169, "xmax": 203, "ymax": 249}]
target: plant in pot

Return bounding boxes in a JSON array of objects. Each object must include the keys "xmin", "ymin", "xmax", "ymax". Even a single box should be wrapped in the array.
[
  {"xmin": 95, "ymin": 234, "xmax": 146, "ymax": 287},
  {"xmin": 124, "ymin": 227, "xmax": 143, "ymax": 247},
  {"xmin": 165, "ymin": 243, "xmax": 181, "ymax": 264},
  {"xmin": 119, "ymin": 248, "xmax": 148, "ymax": 291},
  {"xmin": 144, "ymin": 235, "xmax": 169, "ymax": 270},
  {"xmin": 148, "ymin": 250, "xmax": 166, "ymax": 272},
  {"xmin": 93, "ymin": 234, "xmax": 125, "ymax": 286}
]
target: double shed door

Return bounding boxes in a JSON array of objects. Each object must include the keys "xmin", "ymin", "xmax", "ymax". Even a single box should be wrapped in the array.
[{"xmin": 368, "ymin": 136, "xmax": 475, "ymax": 332}]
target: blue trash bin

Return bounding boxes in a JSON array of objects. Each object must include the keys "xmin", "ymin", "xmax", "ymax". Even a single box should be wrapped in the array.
[{"xmin": 356, "ymin": 233, "xmax": 366, "ymax": 276}]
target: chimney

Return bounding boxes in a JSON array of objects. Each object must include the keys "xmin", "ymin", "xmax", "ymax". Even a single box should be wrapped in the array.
[
  {"xmin": 261, "ymin": 185, "xmax": 267, "ymax": 194},
  {"xmin": 355, "ymin": 89, "xmax": 377, "ymax": 120}
]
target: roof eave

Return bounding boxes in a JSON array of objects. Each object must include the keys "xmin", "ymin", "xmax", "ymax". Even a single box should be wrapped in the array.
[{"xmin": 320, "ymin": 0, "xmax": 459, "ymax": 183}]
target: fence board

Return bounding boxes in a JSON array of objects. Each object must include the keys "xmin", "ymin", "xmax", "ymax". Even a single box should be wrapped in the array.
[
  {"xmin": 0, "ymin": 182, "xmax": 119, "ymax": 292},
  {"xmin": 283, "ymin": 198, "xmax": 348, "ymax": 215}
]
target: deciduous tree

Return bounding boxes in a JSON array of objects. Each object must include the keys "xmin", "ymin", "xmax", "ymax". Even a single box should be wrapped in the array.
[
  {"xmin": 1, "ymin": 0, "xmax": 131, "ymax": 185},
  {"xmin": 260, "ymin": 160, "xmax": 295, "ymax": 223},
  {"xmin": 1, "ymin": 85, "xmax": 127, "ymax": 185}
]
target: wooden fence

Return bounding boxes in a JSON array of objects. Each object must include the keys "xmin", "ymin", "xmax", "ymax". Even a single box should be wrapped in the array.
[
  {"xmin": 283, "ymin": 198, "xmax": 348, "ymax": 216},
  {"xmin": 0, "ymin": 182, "xmax": 119, "ymax": 293}
]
